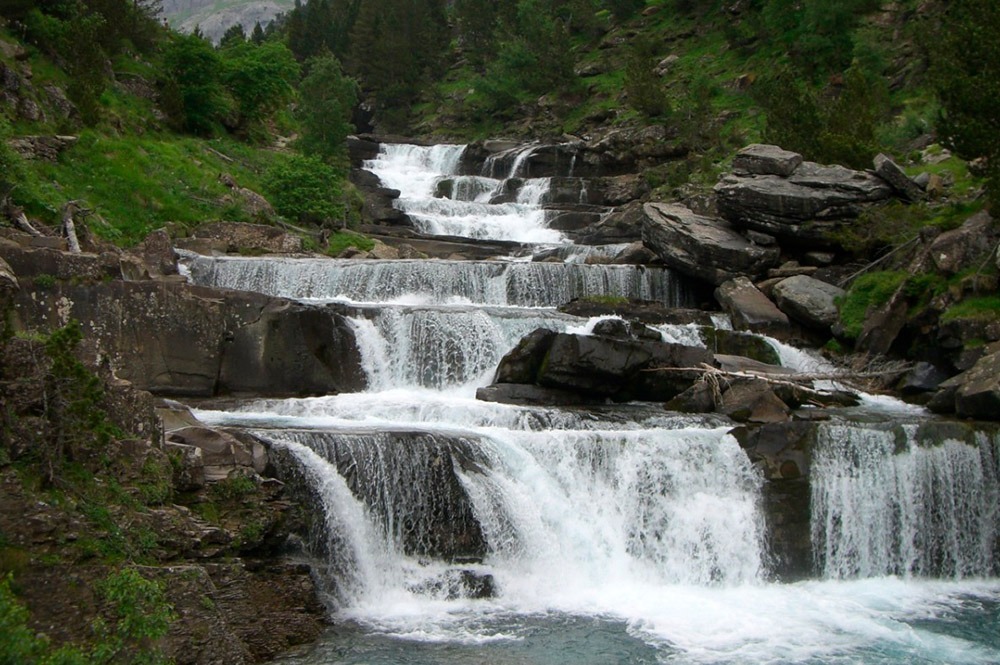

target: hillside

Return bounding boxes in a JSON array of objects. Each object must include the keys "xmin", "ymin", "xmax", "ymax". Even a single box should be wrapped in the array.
[{"xmin": 160, "ymin": 0, "xmax": 294, "ymax": 42}]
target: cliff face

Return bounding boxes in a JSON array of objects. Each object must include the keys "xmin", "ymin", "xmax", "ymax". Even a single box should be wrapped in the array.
[{"xmin": 159, "ymin": 0, "xmax": 295, "ymax": 41}]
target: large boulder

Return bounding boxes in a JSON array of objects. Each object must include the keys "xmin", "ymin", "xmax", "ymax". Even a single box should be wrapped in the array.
[
  {"xmin": 714, "ymin": 276, "xmax": 790, "ymax": 337},
  {"xmin": 0, "ymin": 256, "xmax": 18, "ymax": 296},
  {"xmin": 486, "ymin": 327, "xmax": 714, "ymax": 404},
  {"xmin": 771, "ymin": 275, "xmax": 845, "ymax": 331},
  {"xmin": 714, "ymin": 160, "xmax": 893, "ymax": 248},
  {"xmin": 11, "ymin": 279, "xmax": 364, "ymax": 397},
  {"xmin": 928, "ymin": 211, "xmax": 998, "ymax": 275},
  {"xmin": 575, "ymin": 201, "xmax": 646, "ymax": 244},
  {"xmin": 873, "ymin": 153, "xmax": 924, "ymax": 202},
  {"xmin": 642, "ymin": 202, "xmax": 780, "ymax": 286},
  {"xmin": 931, "ymin": 351, "xmax": 1000, "ymax": 420}
]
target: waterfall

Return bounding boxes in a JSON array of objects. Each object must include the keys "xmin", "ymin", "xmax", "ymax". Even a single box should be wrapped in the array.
[
  {"xmin": 364, "ymin": 143, "xmax": 565, "ymax": 243},
  {"xmin": 259, "ymin": 422, "xmax": 766, "ymax": 612},
  {"xmin": 347, "ymin": 306, "xmax": 571, "ymax": 391},
  {"xmin": 183, "ymin": 255, "xmax": 692, "ymax": 308},
  {"xmin": 811, "ymin": 423, "xmax": 1000, "ymax": 579}
]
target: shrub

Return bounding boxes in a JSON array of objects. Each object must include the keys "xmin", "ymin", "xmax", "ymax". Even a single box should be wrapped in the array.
[
  {"xmin": 264, "ymin": 155, "xmax": 346, "ymax": 226},
  {"xmin": 837, "ymin": 271, "xmax": 908, "ymax": 339}
]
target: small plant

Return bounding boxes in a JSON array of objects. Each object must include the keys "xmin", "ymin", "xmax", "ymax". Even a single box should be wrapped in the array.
[
  {"xmin": 209, "ymin": 474, "xmax": 258, "ymax": 502},
  {"xmin": 34, "ymin": 274, "xmax": 58, "ymax": 289}
]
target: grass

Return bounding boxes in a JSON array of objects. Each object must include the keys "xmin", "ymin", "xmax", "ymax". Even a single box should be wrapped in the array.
[
  {"xmin": 941, "ymin": 295, "xmax": 1000, "ymax": 323},
  {"xmin": 837, "ymin": 270, "xmax": 909, "ymax": 339},
  {"xmin": 17, "ymin": 131, "xmax": 279, "ymax": 246}
]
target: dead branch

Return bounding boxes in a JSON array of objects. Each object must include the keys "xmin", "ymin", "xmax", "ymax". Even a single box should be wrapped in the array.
[
  {"xmin": 645, "ymin": 360, "xmax": 912, "ymax": 393},
  {"xmin": 206, "ymin": 146, "xmax": 235, "ymax": 163},
  {"xmin": 11, "ymin": 208, "xmax": 44, "ymax": 237},
  {"xmin": 838, "ymin": 236, "xmax": 920, "ymax": 288},
  {"xmin": 61, "ymin": 200, "xmax": 82, "ymax": 253}
]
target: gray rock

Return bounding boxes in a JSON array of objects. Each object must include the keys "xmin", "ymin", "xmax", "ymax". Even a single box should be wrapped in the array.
[
  {"xmin": 718, "ymin": 378, "xmax": 791, "ymax": 423},
  {"xmin": 873, "ymin": 153, "xmax": 924, "ymax": 201},
  {"xmin": 937, "ymin": 351, "xmax": 1000, "ymax": 420},
  {"xmin": 714, "ymin": 276, "xmax": 790, "ymax": 337},
  {"xmin": 772, "ymin": 275, "xmax": 845, "ymax": 330},
  {"xmin": 0, "ymin": 256, "xmax": 18, "ymax": 296},
  {"xmin": 714, "ymin": 161, "xmax": 893, "ymax": 247},
  {"xmin": 929, "ymin": 211, "xmax": 997, "ymax": 275},
  {"xmin": 193, "ymin": 221, "xmax": 301, "ymax": 254},
  {"xmin": 642, "ymin": 202, "xmax": 780, "ymax": 286},
  {"xmin": 732, "ymin": 144, "xmax": 803, "ymax": 177},
  {"xmin": 898, "ymin": 362, "xmax": 949, "ymax": 395}
]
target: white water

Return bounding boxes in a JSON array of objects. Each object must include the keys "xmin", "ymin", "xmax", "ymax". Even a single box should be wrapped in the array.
[
  {"xmin": 364, "ymin": 143, "xmax": 566, "ymax": 243},
  {"xmin": 186, "ymin": 141, "xmax": 1000, "ymax": 663}
]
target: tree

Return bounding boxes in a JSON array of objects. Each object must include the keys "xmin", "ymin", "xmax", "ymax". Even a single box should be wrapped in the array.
[
  {"xmin": 264, "ymin": 154, "xmax": 346, "ymax": 226},
  {"xmin": 161, "ymin": 33, "xmax": 231, "ymax": 135},
  {"xmin": 932, "ymin": 0, "xmax": 1000, "ymax": 209},
  {"xmin": 221, "ymin": 41, "xmax": 300, "ymax": 133},
  {"xmin": 296, "ymin": 52, "xmax": 358, "ymax": 166}
]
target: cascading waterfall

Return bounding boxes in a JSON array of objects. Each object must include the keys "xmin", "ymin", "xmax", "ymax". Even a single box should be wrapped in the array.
[
  {"xmin": 183, "ymin": 254, "xmax": 690, "ymax": 308},
  {"xmin": 186, "ymin": 140, "xmax": 1000, "ymax": 664},
  {"xmin": 811, "ymin": 423, "xmax": 1000, "ymax": 580},
  {"xmin": 364, "ymin": 143, "xmax": 565, "ymax": 243}
]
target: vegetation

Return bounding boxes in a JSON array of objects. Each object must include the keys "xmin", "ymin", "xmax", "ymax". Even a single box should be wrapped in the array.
[{"xmin": 837, "ymin": 271, "xmax": 909, "ymax": 340}]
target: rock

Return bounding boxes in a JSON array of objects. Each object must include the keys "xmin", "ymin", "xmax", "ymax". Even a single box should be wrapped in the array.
[
  {"xmin": 772, "ymin": 275, "xmax": 845, "ymax": 330},
  {"xmin": 493, "ymin": 329, "xmax": 557, "ymax": 384},
  {"xmin": 873, "ymin": 153, "xmax": 924, "ymax": 201},
  {"xmin": 167, "ymin": 427, "xmax": 260, "ymax": 483},
  {"xmin": 219, "ymin": 174, "xmax": 276, "ymax": 220},
  {"xmin": 575, "ymin": 201, "xmax": 646, "ymax": 244},
  {"xmin": 488, "ymin": 328, "xmax": 714, "ymax": 403},
  {"xmin": 745, "ymin": 230, "xmax": 777, "ymax": 246},
  {"xmin": 6, "ymin": 135, "xmax": 78, "ymax": 161},
  {"xmin": 718, "ymin": 378, "xmax": 791, "ymax": 423},
  {"xmin": 803, "ymin": 251, "xmax": 835, "ymax": 266},
  {"xmin": 714, "ymin": 277, "xmax": 790, "ymax": 337},
  {"xmin": 701, "ymin": 327, "xmax": 782, "ymax": 365},
  {"xmin": 558, "ymin": 299, "xmax": 717, "ymax": 326},
  {"xmin": 0, "ymin": 256, "xmax": 18, "ymax": 296},
  {"xmin": 935, "ymin": 351, "xmax": 1000, "ymax": 420},
  {"xmin": 928, "ymin": 211, "xmax": 997, "ymax": 275},
  {"xmin": 11, "ymin": 279, "xmax": 365, "ymax": 397},
  {"xmin": 0, "ymin": 238, "xmax": 124, "ymax": 282},
  {"xmin": 131, "ymin": 229, "xmax": 179, "ymax": 279},
  {"xmin": 856, "ymin": 286, "xmax": 908, "ymax": 355},
  {"xmin": 192, "ymin": 222, "xmax": 302, "ymax": 254},
  {"xmin": 732, "ymin": 144, "xmax": 803, "ymax": 177},
  {"xmin": 642, "ymin": 202, "xmax": 780, "ymax": 286},
  {"xmin": 715, "ymin": 160, "xmax": 893, "ymax": 248},
  {"xmin": 611, "ymin": 242, "xmax": 660, "ymax": 265},
  {"xmin": 536, "ymin": 332, "xmax": 714, "ymax": 401},
  {"xmin": 476, "ymin": 382, "xmax": 596, "ymax": 406},
  {"xmin": 664, "ymin": 380, "xmax": 717, "ymax": 412},
  {"xmin": 898, "ymin": 362, "xmax": 949, "ymax": 395}
]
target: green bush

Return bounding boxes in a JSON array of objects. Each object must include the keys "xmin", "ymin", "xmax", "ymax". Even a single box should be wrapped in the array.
[{"xmin": 264, "ymin": 155, "xmax": 346, "ymax": 226}]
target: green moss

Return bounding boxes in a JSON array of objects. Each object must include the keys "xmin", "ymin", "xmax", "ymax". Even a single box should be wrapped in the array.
[
  {"xmin": 941, "ymin": 296, "xmax": 1000, "ymax": 323},
  {"xmin": 325, "ymin": 230, "xmax": 375, "ymax": 255},
  {"xmin": 838, "ymin": 270, "xmax": 908, "ymax": 339}
]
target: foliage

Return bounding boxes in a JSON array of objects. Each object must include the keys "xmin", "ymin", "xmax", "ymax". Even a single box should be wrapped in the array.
[
  {"xmin": 931, "ymin": 0, "xmax": 1000, "ymax": 210},
  {"xmin": 623, "ymin": 34, "xmax": 671, "ymax": 119},
  {"xmin": 264, "ymin": 154, "xmax": 346, "ymax": 225},
  {"xmin": 325, "ymin": 230, "xmax": 375, "ymax": 255},
  {"xmin": 40, "ymin": 321, "xmax": 119, "ymax": 485},
  {"xmin": 941, "ymin": 295, "xmax": 1000, "ymax": 323},
  {"xmin": 295, "ymin": 52, "xmax": 358, "ymax": 165},
  {"xmin": 0, "ymin": 570, "xmax": 172, "ymax": 665},
  {"xmin": 91, "ymin": 568, "xmax": 174, "ymax": 665},
  {"xmin": 755, "ymin": 65, "xmax": 889, "ymax": 169},
  {"xmin": 221, "ymin": 41, "xmax": 300, "ymax": 135},
  {"xmin": 161, "ymin": 33, "xmax": 231, "ymax": 135},
  {"xmin": 209, "ymin": 475, "xmax": 258, "ymax": 501},
  {"xmin": 837, "ymin": 271, "xmax": 908, "ymax": 339}
]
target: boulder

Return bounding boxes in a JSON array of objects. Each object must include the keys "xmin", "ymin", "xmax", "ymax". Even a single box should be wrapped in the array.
[
  {"xmin": 166, "ymin": 426, "xmax": 264, "ymax": 482},
  {"xmin": 192, "ymin": 222, "xmax": 302, "ymax": 254},
  {"xmin": 131, "ymin": 229, "xmax": 179, "ymax": 279},
  {"xmin": 642, "ymin": 202, "xmax": 780, "ymax": 286},
  {"xmin": 714, "ymin": 277, "xmax": 790, "ymax": 337},
  {"xmin": 714, "ymin": 161, "xmax": 893, "ymax": 247},
  {"xmin": 772, "ymin": 275, "xmax": 845, "ymax": 330},
  {"xmin": 575, "ymin": 200, "xmax": 646, "ymax": 244},
  {"xmin": 732, "ymin": 144, "xmax": 803, "ymax": 177},
  {"xmin": 493, "ymin": 329, "xmax": 557, "ymax": 384},
  {"xmin": 718, "ymin": 378, "xmax": 791, "ymax": 423},
  {"xmin": 928, "ymin": 211, "xmax": 997, "ymax": 275},
  {"xmin": 873, "ymin": 153, "xmax": 924, "ymax": 201},
  {"xmin": 855, "ymin": 287, "xmax": 909, "ymax": 355},
  {"xmin": 476, "ymin": 382, "xmax": 598, "ymax": 406},
  {"xmin": 898, "ymin": 362, "xmax": 949, "ymax": 395},
  {"xmin": 934, "ymin": 351, "xmax": 1000, "ymax": 420},
  {"xmin": 701, "ymin": 327, "xmax": 782, "ymax": 366}
]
